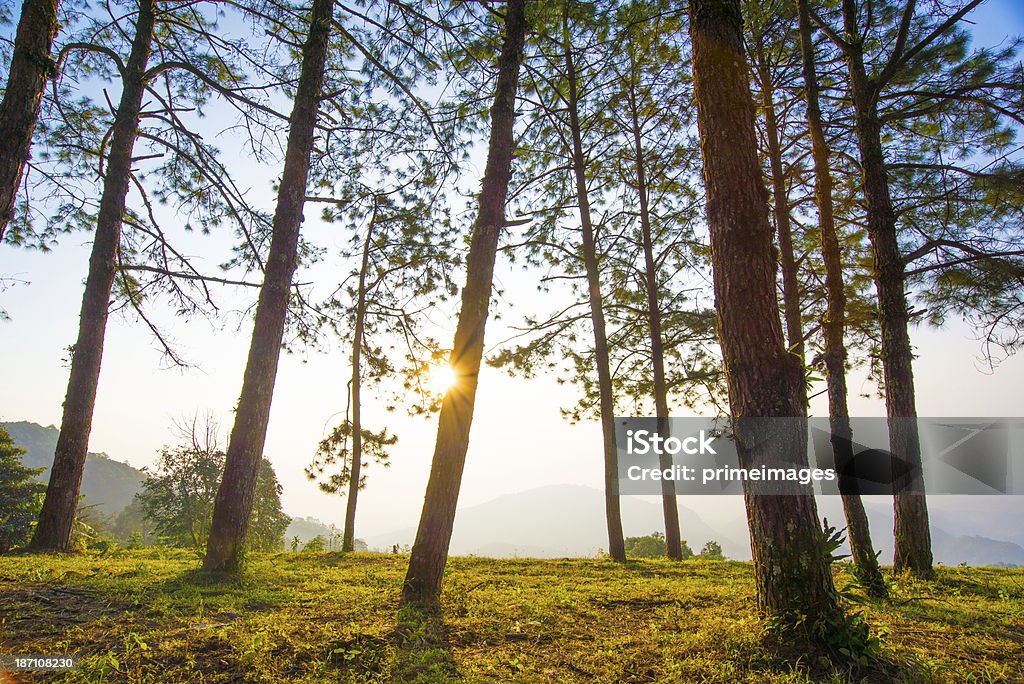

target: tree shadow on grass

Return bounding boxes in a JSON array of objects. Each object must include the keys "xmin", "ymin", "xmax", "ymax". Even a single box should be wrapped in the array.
[
  {"xmin": 158, "ymin": 566, "xmax": 248, "ymax": 593},
  {"xmin": 391, "ymin": 598, "xmax": 457, "ymax": 683},
  {"xmin": 157, "ymin": 567, "xmax": 294, "ymax": 615}
]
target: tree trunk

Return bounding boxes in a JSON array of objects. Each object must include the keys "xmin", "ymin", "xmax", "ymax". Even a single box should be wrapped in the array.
[
  {"xmin": 0, "ymin": 0, "xmax": 60, "ymax": 242},
  {"xmin": 562, "ymin": 9, "xmax": 626, "ymax": 563},
  {"xmin": 401, "ymin": 0, "xmax": 527, "ymax": 603},
  {"xmin": 627, "ymin": 81, "xmax": 681, "ymax": 560},
  {"xmin": 796, "ymin": 0, "xmax": 887, "ymax": 597},
  {"xmin": 342, "ymin": 220, "xmax": 373, "ymax": 553},
  {"xmin": 688, "ymin": 0, "xmax": 841, "ymax": 620},
  {"xmin": 203, "ymin": 0, "xmax": 334, "ymax": 572},
  {"xmin": 29, "ymin": 0, "xmax": 157, "ymax": 552},
  {"xmin": 840, "ymin": 0, "xmax": 933, "ymax": 578},
  {"xmin": 755, "ymin": 66, "xmax": 804, "ymax": 364}
]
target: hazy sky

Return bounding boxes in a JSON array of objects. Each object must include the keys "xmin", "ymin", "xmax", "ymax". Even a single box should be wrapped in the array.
[{"xmin": 2, "ymin": 0, "xmax": 1023, "ymax": 540}]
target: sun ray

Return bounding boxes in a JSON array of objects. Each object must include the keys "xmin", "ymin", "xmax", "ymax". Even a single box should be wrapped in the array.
[{"xmin": 430, "ymin": 363, "xmax": 458, "ymax": 394}]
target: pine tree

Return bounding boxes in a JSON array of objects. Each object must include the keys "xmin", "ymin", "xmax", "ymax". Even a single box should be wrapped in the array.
[
  {"xmin": 31, "ymin": 0, "xmax": 159, "ymax": 551},
  {"xmin": 0, "ymin": 0, "xmax": 60, "ymax": 242},
  {"xmin": 402, "ymin": 0, "xmax": 528, "ymax": 603},
  {"xmin": 28, "ymin": 0, "xmax": 271, "ymax": 552},
  {"xmin": 203, "ymin": 0, "xmax": 335, "ymax": 572},
  {"xmin": 795, "ymin": 0, "xmax": 887, "ymax": 597},
  {"xmin": 0, "ymin": 427, "xmax": 45, "ymax": 553},
  {"xmin": 560, "ymin": 1, "xmax": 626, "ymax": 562},
  {"xmin": 810, "ymin": 0, "xmax": 1024, "ymax": 576},
  {"xmin": 688, "ymin": 0, "xmax": 841, "ymax": 622}
]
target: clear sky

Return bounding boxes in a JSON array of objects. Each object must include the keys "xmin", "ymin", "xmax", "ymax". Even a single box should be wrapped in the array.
[{"xmin": 1, "ymin": 0, "xmax": 1023, "ymax": 540}]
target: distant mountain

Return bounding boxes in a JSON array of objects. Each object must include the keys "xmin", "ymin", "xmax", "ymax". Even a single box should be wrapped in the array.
[
  {"xmin": 286, "ymin": 516, "xmax": 339, "ymax": 544},
  {"xmin": 364, "ymin": 484, "xmax": 747, "ymax": 559},
  {"xmin": 366, "ymin": 484, "xmax": 1024, "ymax": 567},
  {"xmin": 284, "ymin": 516, "xmax": 369, "ymax": 551},
  {"xmin": 934, "ymin": 533, "xmax": 1024, "ymax": 567},
  {"xmin": 3, "ymin": 421, "xmax": 147, "ymax": 517},
  {"xmin": 816, "ymin": 497, "xmax": 1024, "ymax": 568},
  {"xmin": 926, "ymin": 497, "xmax": 1024, "ymax": 548}
]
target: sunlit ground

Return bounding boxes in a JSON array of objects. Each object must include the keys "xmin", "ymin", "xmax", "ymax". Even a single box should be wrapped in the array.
[{"xmin": 2, "ymin": 550, "xmax": 1022, "ymax": 683}]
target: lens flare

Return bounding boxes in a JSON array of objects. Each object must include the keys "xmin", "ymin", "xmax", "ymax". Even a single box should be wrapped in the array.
[{"xmin": 430, "ymin": 364, "xmax": 458, "ymax": 394}]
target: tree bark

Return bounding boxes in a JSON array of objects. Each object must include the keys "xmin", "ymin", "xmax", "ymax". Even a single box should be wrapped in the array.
[
  {"xmin": 754, "ymin": 64, "xmax": 804, "ymax": 364},
  {"xmin": 203, "ymin": 0, "xmax": 333, "ymax": 572},
  {"xmin": 0, "ymin": 0, "xmax": 60, "ymax": 242},
  {"xmin": 627, "ymin": 81, "xmax": 681, "ymax": 560},
  {"xmin": 562, "ymin": 9, "xmax": 626, "ymax": 563},
  {"xmin": 342, "ymin": 220, "xmax": 373, "ymax": 553},
  {"xmin": 688, "ymin": 0, "xmax": 841, "ymax": 620},
  {"xmin": 401, "ymin": 0, "xmax": 527, "ymax": 602},
  {"xmin": 796, "ymin": 0, "xmax": 887, "ymax": 597},
  {"xmin": 840, "ymin": 0, "xmax": 933, "ymax": 578},
  {"xmin": 29, "ymin": 0, "xmax": 157, "ymax": 552}
]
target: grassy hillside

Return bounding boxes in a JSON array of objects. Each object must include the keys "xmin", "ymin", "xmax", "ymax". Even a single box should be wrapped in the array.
[{"xmin": 1, "ymin": 552, "xmax": 1021, "ymax": 683}]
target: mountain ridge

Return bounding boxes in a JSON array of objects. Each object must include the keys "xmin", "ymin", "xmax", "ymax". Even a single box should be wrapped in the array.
[
  {"xmin": 366, "ymin": 483, "xmax": 1024, "ymax": 566},
  {"xmin": 5, "ymin": 421, "xmax": 1022, "ymax": 565}
]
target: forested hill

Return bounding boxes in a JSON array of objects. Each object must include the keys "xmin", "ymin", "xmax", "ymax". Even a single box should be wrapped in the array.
[
  {"xmin": 3, "ymin": 421, "xmax": 342, "ymax": 545},
  {"xmin": 3, "ymin": 421, "xmax": 147, "ymax": 517}
]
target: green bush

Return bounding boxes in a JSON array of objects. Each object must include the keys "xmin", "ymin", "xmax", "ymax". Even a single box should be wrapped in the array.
[
  {"xmin": 624, "ymin": 532, "xmax": 695, "ymax": 559},
  {"xmin": 699, "ymin": 540, "xmax": 725, "ymax": 560},
  {"xmin": 302, "ymin": 535, "xmax": 327, "ymax": 553}
]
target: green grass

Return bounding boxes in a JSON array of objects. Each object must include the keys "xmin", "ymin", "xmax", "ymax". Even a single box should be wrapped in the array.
[{"xmin": 1, "ymin": 550, "xmax": 1022, "ymax": 682}]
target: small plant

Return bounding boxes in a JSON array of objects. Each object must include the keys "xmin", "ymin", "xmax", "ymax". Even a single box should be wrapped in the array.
[
  {"xmin": 816, "ymin": 521, "xmax": 884, "ymax": 664},
  {"xmin": 766, "ymin": 520, "xmax": 886, "ymax": 668},
  {"xmin": 89, "ymin": 537, "xmax": 119, "ymax": 556},
  {"xmin": 126, "ymin": 531, "xmax": 145, "ymax": 550},
  {"xmin": 70, "ymin": 516, "xmax": 99, "ymax": 553}
]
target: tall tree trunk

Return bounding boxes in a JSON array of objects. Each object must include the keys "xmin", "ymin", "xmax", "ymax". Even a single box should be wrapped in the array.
[
  {"xmin": 0, "ymin": 0, "xmax": 60, "ymax": 242},
  {"xmin": 626, "ymin": 81, "xmax": 681, "ymax": 560},
  {"xmin": 688, "ymin": 0, "xmax": 841, "ymax": 620},
  {"xmin": 796, "ymin": 0, "xmax": 887, "ymax": 597},
  {"xmin": 401, "ymin": 0, "xmax": 527, "ymax": 603},
  {"xmin": 840, "ymin": 0, "xmax": 933, "ymax": 578},
  {"xmin": 562, "ymin": 9, "xmax": 626, "ymax": 563},
  {"xmin": 203, "ymin": 0, "xmax": 333, "ymax": 572},
  {"xmin": 755, "ymin": 66, "xmax": 804, "ymax": 364},
  {"xmin": 29, "ymin": 0, "xmax": 157, "ymax": 552},
  {"xmin": 342, "ymin": 220, "xmax": 373, "ymax": 553}
]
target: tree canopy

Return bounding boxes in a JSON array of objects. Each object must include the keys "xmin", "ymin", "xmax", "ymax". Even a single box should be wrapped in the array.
[{"xmin": 139, "ymin": 433, "xmax": 290, "ymax": 553}]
